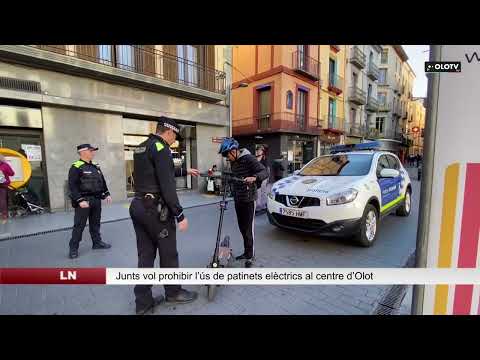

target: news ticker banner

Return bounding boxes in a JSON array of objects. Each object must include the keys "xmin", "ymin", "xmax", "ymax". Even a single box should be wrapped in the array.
[{"xmin": 1, "ymin": 268, "xmax": 480, "ymax": 285}]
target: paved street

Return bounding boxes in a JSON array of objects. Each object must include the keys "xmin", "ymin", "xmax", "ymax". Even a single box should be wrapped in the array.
[{"xmin": 0, "ymin": 180, "xmax": 420, "ymax": 315}]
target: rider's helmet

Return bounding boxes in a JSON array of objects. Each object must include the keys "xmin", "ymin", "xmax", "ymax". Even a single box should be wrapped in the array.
[{"xmin": 218, "ymin": 137, "xmax": 239, "ymax": 157}]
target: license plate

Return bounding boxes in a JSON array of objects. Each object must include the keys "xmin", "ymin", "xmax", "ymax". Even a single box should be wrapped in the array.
[{"xmin": 280, "ymin": 208, "xmax": 308, "ymax": 218}]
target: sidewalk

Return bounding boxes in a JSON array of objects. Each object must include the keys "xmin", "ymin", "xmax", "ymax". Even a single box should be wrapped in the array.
[{"xmin": 0, "ymin": 190, "xmax": 226, "ymax": 241}]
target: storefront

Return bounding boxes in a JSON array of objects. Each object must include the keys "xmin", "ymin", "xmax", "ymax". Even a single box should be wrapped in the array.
[
  {"xmin": 0, "ymin": 104, "xmax": 49, "ymax": 207},
  {"xmin": 123, "ymin": 117, "xmax": 195, "ymax": 196},
  {"xmin": 319, "ymin": 129, "xmax": 343, "ymax": 156}
]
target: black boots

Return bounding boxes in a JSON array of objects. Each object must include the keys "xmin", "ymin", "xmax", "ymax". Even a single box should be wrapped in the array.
[
  {"xmin": 165, "ymin": 289, "xmax": 198, "ymax": 304},
  {"xmin": 69, "ymin": 248, "xmax": 79, "ymax": 259},
  {"xmin": 136, "ymin": 295, "xmax": 165, "ymax": 315},
  {"xmin": 92, "ymin": 241, "xmax": 112, "ymax": 250}
]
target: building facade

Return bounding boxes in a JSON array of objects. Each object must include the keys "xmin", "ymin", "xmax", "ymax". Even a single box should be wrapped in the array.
[
  {"xmin": 0, "ymin": 45, "xmax": 232, "ymax": 211},
  {"xmin": 231, "ymin": 45, "xmax": 346, "ymax": 174},
  {"xmin": 372, "ymin": 45, "xmax": 411, "ymax": 160},
  {"xmin": 344, "ymin": 45, "xmax": 382, "ymax": 145},
  {"xmin": 407, "ymin": 97, "xmax": 426, "ymax": 156}
]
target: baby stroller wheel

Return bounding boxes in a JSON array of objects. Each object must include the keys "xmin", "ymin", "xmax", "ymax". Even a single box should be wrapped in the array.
[{"xmin": 207, "ymin": 284, "xmax": 217, "ymax": 302}]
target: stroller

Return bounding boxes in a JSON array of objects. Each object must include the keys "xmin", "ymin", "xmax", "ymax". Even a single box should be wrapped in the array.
[{"xmin": 8, "ymin": 185, "xmax": 45, "ymax": 217}]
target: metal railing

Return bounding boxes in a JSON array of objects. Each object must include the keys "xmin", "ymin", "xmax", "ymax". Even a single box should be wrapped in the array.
[
  {"xmin": 325, "ymin": 115, "xmax": 344, "ymax": 130},
  {"xmin": 350, "ymin": 46, "xmax": 366, "ymax": 68},
  {"xmin": 344, "ymin": 122, "xmax": 365, "ymax": 137},
  {"xmin": 233, "ymin": 112, "xmax": 322, "ymax": 136},
  {"xmin": 33, "ymin": 45, "xmax": 227, "ymax": 95},
  {"xmin": 367, "ymin": 128, "xmax": 404, "ymax": 141},
  {"xmin": 348, "ymin": 86, "xmax": 367, "ymax": 105},
  {"xmin": 378, "ymin": 101, "xmax": 391, "ymax": 112},
  {"xmin": 328, "ymin": 74, "xmax": 344, "ymax": 93},
  {"xmin": 292, "ymin": 51, "xmax": 320, "ymax": 79},
  {"xmin": 366, "ymin": 96, "xmax": 379, "ymax": 112},
  {"xmin": 367, "ymin": 63, "xmax": 379, "ymax": 80}
]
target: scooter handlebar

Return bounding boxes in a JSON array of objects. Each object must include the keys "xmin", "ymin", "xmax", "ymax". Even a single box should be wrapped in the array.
[{"xmin": 199, "ymin": 171, "xmax": 245, "ymax": 183}]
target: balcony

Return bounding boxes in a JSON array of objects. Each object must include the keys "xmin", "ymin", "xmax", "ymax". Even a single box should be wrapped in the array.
[
  {"xmin": 348, "ymin": 86, "xmax": 367, "ymax": 105},
  {"xmin": 233, "ymin": 112, "xmax": 322, "ymax": 136},
  {"xmin": 378, "ymin": 102, "xmax": 391, "ymax": 112},
  {"xmin": 330, "ymin": 45, "xmax": 341, "ymax": 53},
  {"xmin": 328, "ymin": 74, "xmax": 344, "ymax": 95},
  {"xmin": 393, "ymin": 82, "xmax": 401, "ymax": 94},
  {"xmin": 367, "ymin": 63, "xmax": 379, "ymax": 80},
  {"xmin": 366, "ymin": 128, "xmax": 404, "ymax": 142},
  {"xmin": 366, "ymin": 96, "xmax": 379, "ymax": 112},
  {"xmin": 0, "ymin": 45, "xmax": 227, "ymax": 101},
  {"xmin": 292, "ymin": 51, "xmax": 320, "ymax": 80},
  {"xmin": 325, "ymin": 115, "xmax": 344, "ymax": 130},
  {"xmin": 344, "ymin": 122, "xmax": 365, "ymax": 137},
  {"xmin": 350, "ymin": 46, "xmax": 366, "ymax": 69}
]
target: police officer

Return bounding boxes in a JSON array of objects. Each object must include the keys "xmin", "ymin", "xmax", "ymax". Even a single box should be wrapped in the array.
[
  {"xmin": 130, "ymin": 116, "xmax": 199, "ymax": 315},
  {"xmin": 68, "ymin": 144, "xmax": 112, "ymax": 259}
]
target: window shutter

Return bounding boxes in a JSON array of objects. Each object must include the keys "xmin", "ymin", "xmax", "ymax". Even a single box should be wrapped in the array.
[
  {"xmin": 75, "ymin": 45, "xmax": 99, "ymax": 61},
  {"xmin": 37, "ymin": 45, "xmax": 66, "ymax": 55},
  {"xmin": 163, "ymin": 45, "xmax": 178, "ymax": 82},
  {"xmin": 205, "ymin": 45, "xmax": 216, "ymax": 92}
]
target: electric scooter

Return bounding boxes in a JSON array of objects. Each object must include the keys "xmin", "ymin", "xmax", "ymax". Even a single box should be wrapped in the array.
[{"xmin": 201, "ymin": 170, "xmax": 245, "ymax": 301}]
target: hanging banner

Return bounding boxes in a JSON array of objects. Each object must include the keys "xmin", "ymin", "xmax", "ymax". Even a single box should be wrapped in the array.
[{"xmin": 418, "ymin": 45, "xmax": 480, "ymax": 315}]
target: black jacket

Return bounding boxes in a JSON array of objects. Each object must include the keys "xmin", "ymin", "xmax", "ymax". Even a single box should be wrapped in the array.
[
  {"xmin": 133, "ymin": 134, "xmax": 184, "ymax": 222},
  {"xmin": 68, "ymin": 160, "xmax": 110, "ymax": 206},
  {"xmin": 230, "ymin": 149, "xmax": 268, "ymax": 203}
]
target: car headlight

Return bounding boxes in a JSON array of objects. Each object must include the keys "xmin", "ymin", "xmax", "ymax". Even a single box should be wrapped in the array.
[{"xmin": 326, "ymin": 188, "xmax": 358, "ymax": 206}]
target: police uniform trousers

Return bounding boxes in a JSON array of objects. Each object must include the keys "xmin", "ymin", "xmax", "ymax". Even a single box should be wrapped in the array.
[
  {"xmin": 129, "ymin": 197, "xmax": 181, "ymax": 307},
  {"xmin": 69, "ymin": 196, "xmax": 102, "ymax": 250}
]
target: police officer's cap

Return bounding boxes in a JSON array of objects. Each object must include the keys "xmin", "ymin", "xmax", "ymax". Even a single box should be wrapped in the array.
[
  {"xmin": 77, "ymin": 143, "xmax": 99, "ymax": 152},
  {"xmin": 158, "ymin": 116, "xmax": 183, "ymax": 140}
]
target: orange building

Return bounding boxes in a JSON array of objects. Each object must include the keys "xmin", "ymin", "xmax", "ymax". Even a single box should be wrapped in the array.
[{"xmin": 231, "ymin": 45, "xmax": 346, "ymax": 173}]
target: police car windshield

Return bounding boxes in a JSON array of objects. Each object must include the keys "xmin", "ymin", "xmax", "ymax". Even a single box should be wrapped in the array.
[{"xmin": 299, "ymin": 154, "xmax": 373, "ymax": 176}]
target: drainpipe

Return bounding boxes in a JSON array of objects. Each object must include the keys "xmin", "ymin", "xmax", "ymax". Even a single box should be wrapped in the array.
[{"xmin": 317, "ymin": 44, "xmax": 321, "ymax": 156}]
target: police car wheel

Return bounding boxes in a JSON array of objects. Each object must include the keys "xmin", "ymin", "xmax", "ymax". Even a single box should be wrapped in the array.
[
  {"xmin": 396, "ymin": 189, "xmax": 411, "ymax": 217},
  {"xmin": 354, "ymin": 204, "xmax": 378, "ymax": 247}
]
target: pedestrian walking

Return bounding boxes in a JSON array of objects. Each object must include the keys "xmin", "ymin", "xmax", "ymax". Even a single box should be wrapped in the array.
[
  {"xmin": 218, "ymin": 138, "xmax": 268, "ymax": 268},
  {"xmin": 255, "ymin": 145, "xmax": 270, "ymax": 213},
  {"xmin": 130, "ymin": 116, "xmax": 200, "ymax": 315},
  {"xmin": 68, "ymin": 144, "xmax": 112, "ymax": 259},
  {"xmin": 0, "ymin": 154, "xmax": 15, "ymax": 224}
]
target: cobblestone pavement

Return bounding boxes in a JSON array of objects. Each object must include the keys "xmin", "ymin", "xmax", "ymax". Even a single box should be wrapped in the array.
[{"xmin": 0, "ymin": 181, "xmax": 420, "ymax": 315}]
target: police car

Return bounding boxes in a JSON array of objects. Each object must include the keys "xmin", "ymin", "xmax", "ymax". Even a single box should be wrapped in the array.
[{"xmin": 267, "ymin": 141, "xmax": 412, "ymax": 247}]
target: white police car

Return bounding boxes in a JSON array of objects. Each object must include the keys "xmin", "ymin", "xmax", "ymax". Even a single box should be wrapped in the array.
[{"xmin": 267, "ymin": 142, "xmax": 412, "ymax": 247}]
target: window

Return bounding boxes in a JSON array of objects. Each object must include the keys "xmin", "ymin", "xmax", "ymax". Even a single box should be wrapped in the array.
[
  {"xmin": 367, "ymin": 84, "xmax": 372, "ymax": 99},
  {"xmin": 376, "ymin": 117, "xmax": 385, "ymax": 132},
  {"xmin": 296, "ymin": 89, "xmax": 308, "ymax": 128},
  {"xmin": 369, "ymin": 51, "xmax": 374, "ymax": 67},
  {"xmin": 98, "ymin": 45, "xmax": 112, "ymax": 65},
  {"xmin": 381, "ymin": 49, "xmax": 388, "ymax": 64},
  {"xmin": 352, "ymin": 72, "xmax": 358, "ymax": 88},
  {"xmin": 300, "ymin": 154, "xmax": 374, "ymax": 177},
  {"xmin": 116, "ymin": 45, "xmax": 135, "ymax": 71},
  {"xmin": 379, "ymin": 69, "xmax": 387, "ymax": 84},
  {"xmin": 386, "ymin": 154, "xmax": 400, "ymax": 170},
  {"xmin": 257, "ymin": 86, "xmax": 272, "ymax": 129},
  {"xmin": 328, "ymin": 98, "xmax": 336, "ymax": 128},
  {"xmin": 378, "ymin": 92, "xmax": 386, "ymax": 105},
  {"xmin": 286, "ymin": 90, "xmax": 293, "ymax": 109},
  {"xmin": 350, "ymin": 108, "xmax": 357, "ymax": 124},
  {"xmin": 329, "ymin": 58, "xmax": 336, "ymax": 85},
  {"xmin": 297, "ymin": 45, "xmax": 308, "ymax": 70},
  {"xmin": 177, "ymin": 45, "xmax": 199, "ymax": 87}
]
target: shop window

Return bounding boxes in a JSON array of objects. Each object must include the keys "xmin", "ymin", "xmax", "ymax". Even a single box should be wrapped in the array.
[{"xmin": 286, "ymin": 90, "xmax": 293, "ymax": 110}]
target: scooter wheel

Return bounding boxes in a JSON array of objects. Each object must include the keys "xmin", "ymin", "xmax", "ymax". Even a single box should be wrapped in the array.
[{"xmin": 207, "ymin": 285, "xmax": 217, "ymax": 302}]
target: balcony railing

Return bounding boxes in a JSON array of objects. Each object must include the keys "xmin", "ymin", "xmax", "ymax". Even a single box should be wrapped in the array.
[
  {"xmin": 366, "ymin": 96, "xmax": 379, "ymax": 112},
  {"xmin": 344, "ymin": 122, "xmax": 365, "ymax": 137},
  {"xmin": 350, "ymin": 46, "xmax": 366, "ymax": 69},
  {"xmin": 367, "ymin": 63, "xmax": 379, "ymax": 80},
  {"xmin": 378, "ymin": 102, "xmax": 391, "ymax": 112},
  {"xmin": 348, "ymin": 86, "xmax": 367, "ymax": 105},
  {"xmin": 366, "ymin": 128, "xmax": 404, "ymax": 141},
  {"xmin": 233, "ymin": 112, "xmax": 322, "ymax": 136},
  {"xmin": 292, "ymin": 51, "xmax": 320, "ymax": 80},
  {"xmin": 325, "ymin": 115, "xmax": 344, "ymax": 130},
  {"xmin": 328, "ymin": 74, "xmax": 344, "ymax": 95},
  {"xmin": 33, "ymin": 45, "xmax": 227, "ymax": 95}
]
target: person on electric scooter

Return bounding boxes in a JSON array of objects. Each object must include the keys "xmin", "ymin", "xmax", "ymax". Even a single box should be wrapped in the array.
[{"xmin": 218, "ymin": 138, "xmax": 268, "ymax": 268}]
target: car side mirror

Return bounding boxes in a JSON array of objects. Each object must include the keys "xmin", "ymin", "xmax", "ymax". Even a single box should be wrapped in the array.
[
  {"xmin": 380, "ymin": 169, "xmax": 400, "ymax": 178},
  {"xmin": 293, "ymin": 170, "xmax": 300, "ymax": 175}
]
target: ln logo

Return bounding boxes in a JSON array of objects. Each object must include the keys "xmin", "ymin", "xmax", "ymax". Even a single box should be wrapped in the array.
[
  {"xmin": 425, "ymin": 61, "xmax": 461, "ymax": 73},
  {"xmin": 60, "ymin": 270, "xmax": 77, "ymax": 280}
]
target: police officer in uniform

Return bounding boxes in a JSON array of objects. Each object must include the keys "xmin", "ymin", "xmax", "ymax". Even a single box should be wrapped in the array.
[
  {"xmin": 68, "ymin": 144, "xmax": 112, "ymax": 259},
  {"xmin": 130, "ymin": 117, "xmax": 199, "ymax": 315}
]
